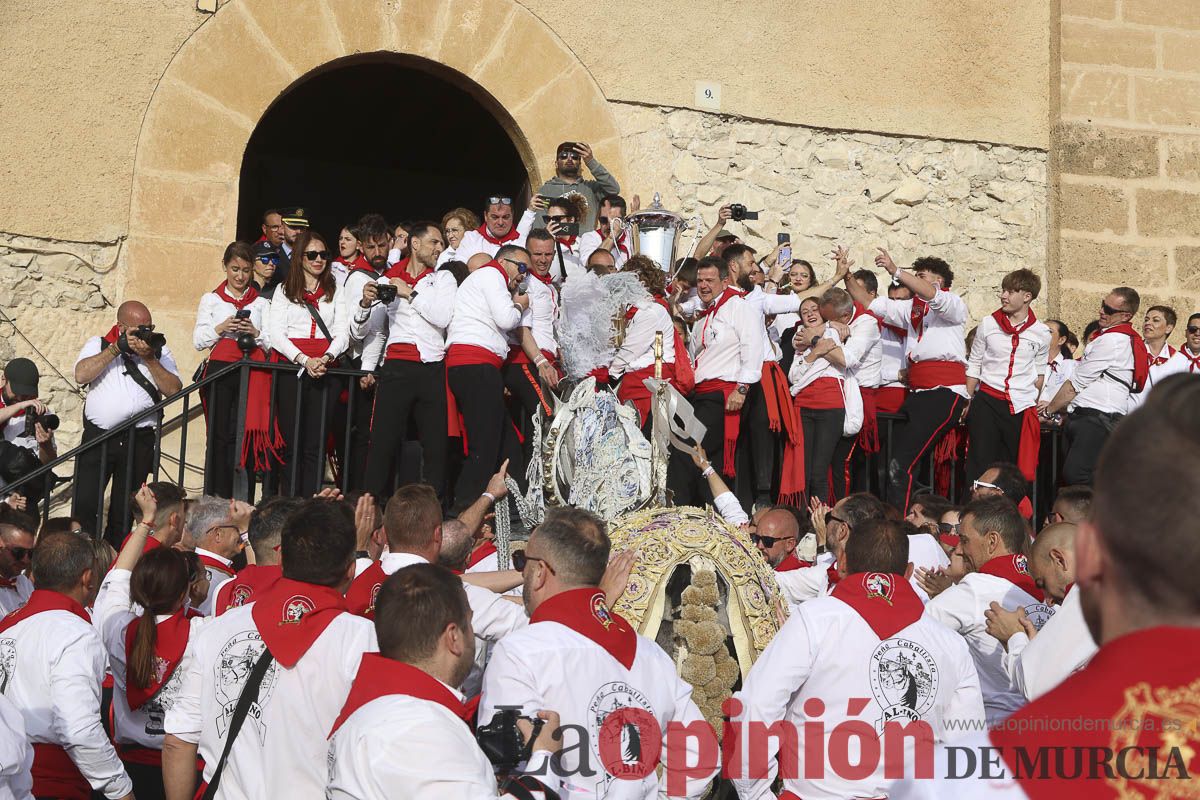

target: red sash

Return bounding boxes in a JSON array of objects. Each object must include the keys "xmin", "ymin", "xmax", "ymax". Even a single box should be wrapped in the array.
[
  {"xmin": 329, "ymin": 654, "xmax": 472, "ymax": 737},
  {"xmin": 857, "ymin": 385, "xmax": 881, "ymax": 452},
  {"xmin": 214, "ymin": 564, "xmax": 282, "ymax": 616},
  {"xmin": 345, "ymin": 561, "xmax": 387, "ymax": 619},
  {"xmin": 287, "ymin": 337, "xmax": 335, "ymax": 360},
  {"xmin": 991, "ymin": 626, "xmax": 1200, "ymax": 800},
  {"xmin": 31, "ymin": 744, "xmax": 89, "ymax": 800},
  {"xmin": 617, "ymin": 363, "xmax": 678, "ymax": 427},
  {"xmin": 466, "ymin": 540, "xmax": 497, "ymax": 570},
  {"xmin": 477, "ymin": 224, "xmax": 519, "ymax": 247},
  {"xmin": 1092, "ymin": 323, "xmax": 1150, "ymax": 392},
  {"xmin": 907, "ymin": 359, "xmax": 966, "ymax": 389},
  {"xmin": 774, "ymin": 553, "xmax": 813, "ymax": 572},
  {"xmin": 385, "ymin": 343, "xmax": 422, "ymax": 362},
  {"xmin": 530, "ymin": 587, "xmax": 637, "ymax": 669},
  {"xmin": 831, "ymin": 572, "xmax": 924, "ymax": 639},
  {"xmin": 250, "ymin": 577, "xmax": 348, "ymax": 668},
  {"xmin": 693, "ymin": 379, "xmax": 741, "ymax": 478},
  {"xmin": 874, "ymin": 385, "xmax": 907, "ymax": 414},
  {"xmin": 124, "ymin": 609, "xmax": 190, "ymax": 710},
  {"xmin": 0, "ymin": 589, "xmax": 91, "ymax": 631},
  {"xmin": 779, "ymin": 377, "xmax": 844, "ymax": 506},
  {"xmin": 446, "ymin": 344, "xmax": 503, "ymax": 369},
  {"xmin": 977, "ymin": 553, "xmax": 1044, "ymax": 602}
]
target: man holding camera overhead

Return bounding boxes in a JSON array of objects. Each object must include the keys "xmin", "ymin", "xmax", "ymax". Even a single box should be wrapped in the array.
[{"xmin": 72, "ymin": 300, "xmax": 182, "ymax": 544}]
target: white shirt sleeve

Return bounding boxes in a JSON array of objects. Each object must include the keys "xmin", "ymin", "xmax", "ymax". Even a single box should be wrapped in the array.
[
  {"xmin": 356, "ymin": 302, "xmax": 388, "ymax": 373},
  {"xmin": 733, "ymin": 299, "xmax": 765, "ymax": 384},
  {"xmin": 869, "ymin": 297, "xmax": 911, "ymax": 330},
  {"xmin": 965, "ymin": 316, "xmax": 989, "ymax": 381},
  {"xmin": 759, "ymin": 292, "xmax": 802, "ymax": 315},
  {"xmin": 842, "ymin": 316, "xmax": 881, "ymax": 372},
  {"xmin": 54, "ymin": 631, "xmax": 133, "ymax": 798},
  {"xmin": 412, "ymin": 272, "xmax": 457, "ymax": 330},
  {"xmin": 462, "ymin": 582, "xmax": 528, "ymax": 643},
  {"xmin": 927, "ymin": 289, "xmax": 967, "ymax": 324},
  {"xmin": 713, "ymin": 491, "xmax": 749, "ymax": 526},
  {"xmin": 193, "ymin": 294, "xmax": 222, "ymax": 351},
  {"xmin": 484, "ymin": 273, "xmax": 523, "ymax": 333},
  {"xmin": 773, "ymin": 565, "xmax": 830, "ymax": 606},
  {"xmin": 924, "ymin": 583, "xmax": 977, "ymax": 634}
]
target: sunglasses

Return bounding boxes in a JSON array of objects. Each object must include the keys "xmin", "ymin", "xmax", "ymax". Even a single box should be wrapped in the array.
[
  {"xmin": 487, "ymin": 196, "xmax": 514, "ymax": 206},
  {"xmin": 937, "ymin": 521, "xmax": 960, "ymax": 534},
  {"xmin": 500, "ymin": 257, "xmax": 529, "ymax": 272},
  {"xmin": 972, "ymin": 479, "xmax": 1001, "ymax": 492},
  {"xmin": 303, "ymin": 250, "xmax": 328, "ymax": 261},
  {"xmin": 257, "ymin": 255, "xmax": 279, "ymax": 265},
  {"xmin": 751, "ymin": 533, "xmax": 795, "ymax": 548},
  {"xmin": 1100, "ymin": 301, "xmax": 1127, "ymax": 316},
  {"xmin": 544, "ymin": 215, "xmax": 571, "ymax": 223},
  {"xmin": 557, "ymin": 151, "xmax": 581, "ymax": 160},
  {"xmin": 511, "ymin": 550, "xmax": 554, "ymax": 573},
  {"xmin": 824, "ymin": 511, "xmax": 852, "ymax": 529},
  {"xmin": 5, "ymin": 546, "xmax": 32, "ymax": 561},
  {"xmin": 1188, "ymin": 326, "xmax": 1200, "ymax": 335}
]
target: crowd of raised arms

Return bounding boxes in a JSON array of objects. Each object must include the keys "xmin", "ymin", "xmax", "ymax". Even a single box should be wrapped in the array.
[{"xmin": 0, "ymin": 138, "xmax": 1197, "ymax": 800}]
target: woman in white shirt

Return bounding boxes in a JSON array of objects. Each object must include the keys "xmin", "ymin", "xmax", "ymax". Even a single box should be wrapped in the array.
[
  {"xmin": 268, "ymin": 231, "xmax": 349, "ymax": 495},
  {"xmin": 192, "ymin": 242, "xmax": 272, "ymax": 498},
  {"xmin": 438, "ymin": 207, "xmax": 479, "ymax": 266},
  {"xmin": 783, "ymin": 298, "xmax": 847, "ymax": 506}
]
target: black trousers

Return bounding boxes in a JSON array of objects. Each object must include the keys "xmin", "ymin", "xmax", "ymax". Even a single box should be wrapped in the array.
[
  {"xmin": 965, "ymin": 389, "xmax": 1023, "ymax": 484},
  {"xmin": 449, "ymin": 364, "xmax": 522, "ymax": 512},
  {"xmin": 202, "ymin": 359, "xmax": 242, "ymax": 499},
  {"xmin": 365, "ymin": 359, "xmax": 448, "ymax": 500},
  {"xmin": 123, "ymin": 760, "xmax": 167, "ymax": 800},
  {"xmin": 886, "ymin": 388, "xmax": 966, "ymax": 510},
  {"xmin": 275, "ymin": 372, "xmax": 342, "ymax": 496},
  {"xmin": 72, "ymin": 419, "xmax": 155, "ymax": 546},
  {"xmin": 336, "ymin": 357, "xmax": 375, "ymax": 492},
  {"xmin": 1063, "ymin": 408, "xmax": 1121, "ymax": 486},
  {"xmin": 800, "ymin": 407, "xmax": 845, "ymax": 503},
  {"xmin": 503, "ymin": 361, "xmax": 552, "ymax": 464},
  {"xmin": 734, "ymin": 382, "xmax": 778, "ymax": 508},
  {"xmin": 667, "ymin": 390, "xmax": 743, "ymax": 507}
]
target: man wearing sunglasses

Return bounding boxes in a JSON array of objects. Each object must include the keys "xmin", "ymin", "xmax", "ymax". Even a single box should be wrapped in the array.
[
  {"xmin": 1039, "ymin": 286, "xmax": 1148, "ymax": 485},
  {"xmin": 534, "ymin": 141, "xmax": 621, "ymax": 231},
  {"xmin": 447, "ymin": 195, "xmax": 521, "ymax": 268},
  {"xmin": 752, "ymin": 508, "xmax": 807, "ymax": 571},
  {"xmin": 1173, "ymin": 311, "xmax": 1200, "ymax": 373},
  {"xmin": 0, "ymin": 520, "xmax": 35, "ymax": 615}
]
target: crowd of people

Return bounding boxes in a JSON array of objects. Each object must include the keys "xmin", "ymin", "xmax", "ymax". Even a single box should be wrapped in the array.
[{"xmin": 0, "ymin": 136, "xmax": 1197, "ymax": 799}]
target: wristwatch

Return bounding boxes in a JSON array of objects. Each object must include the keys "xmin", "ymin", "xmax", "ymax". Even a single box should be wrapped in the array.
[
  {"xmin": 354, "ymin": 550, "xmax": 370, "ymax": 560},
  {"xmin": 736, "ymin": 383, "xmax": 749, "ymax": 395}
]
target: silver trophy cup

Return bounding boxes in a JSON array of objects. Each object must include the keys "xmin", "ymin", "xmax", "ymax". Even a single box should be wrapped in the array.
[{"xmin": 626, "ymin": 193, "xmax": 695, "ymax": 272}]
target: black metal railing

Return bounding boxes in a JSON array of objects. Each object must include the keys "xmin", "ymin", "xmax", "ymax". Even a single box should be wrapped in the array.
[{"xmin": 1, "ymin": 357, "xmax": 1067, "ymax": 538}]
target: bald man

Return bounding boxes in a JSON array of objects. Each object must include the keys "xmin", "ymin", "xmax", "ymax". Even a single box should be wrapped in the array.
[
  {"xmin": 753, "ymin": 507, "xmax": 807, "ymax": 571},
  {"xmin": 72, "ymin": 300, "xmax": 181, "ymax": 544},
  {"xmin": 984, "ymin": 522, "xmax": 1097, "ymax": 699}
]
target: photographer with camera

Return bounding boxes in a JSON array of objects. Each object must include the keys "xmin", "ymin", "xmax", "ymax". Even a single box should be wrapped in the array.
[
  {"xmin": 0, "ymin": 358, "xmax": 58, "ymax": 466},
  {"xmin": 534, "ymin": 141, "xmax": 620, "ymax": 231},
  {"xmin": 72, "ymin": 301, "xmax": 181, "ymax": 545},
  {"xmin": 193, "ymin": 242, "xmax": 273, "ymax": 498},
  {"xmin": 516, "ymin": 195, "xmax": 584, "ymax": 282}
]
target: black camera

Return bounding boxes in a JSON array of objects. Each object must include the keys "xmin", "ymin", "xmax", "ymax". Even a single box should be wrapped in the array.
[
  {"xmin": 728, "ymin": 203, "xmax": 759, "ymax": 222},
  {"xmin": 119, "ymin": 325, "xmax": 166, "ymax": 359},
  {"xmin": 376, "ymin": 283, "xmax": 398, "ymax": 304},
  {"xmin": 476, "ymin": 707, "xmax": 542, "ymax": 772},
  {"xmin": 23, "ymin": 412, "xmax": 59, "ymax": 437}
]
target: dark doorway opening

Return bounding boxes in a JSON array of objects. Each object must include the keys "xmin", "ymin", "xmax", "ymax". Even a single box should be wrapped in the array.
[{"xmin": 237, "ymin": 57, "xmax": 530, "ymax": 242}]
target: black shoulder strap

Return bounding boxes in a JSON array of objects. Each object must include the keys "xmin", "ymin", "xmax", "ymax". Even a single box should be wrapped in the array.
[
  {"xmin": 303, "ymin": 301, "xmax": 334, "ymax": 341},
  {"xmin": 201, "ymin": 647, "xmax": 275, "ymax": 800},
  {"xmin": 499, "ymin": 775, "xmax": 561, "ymax": 800},
  {"xmin": 120, "ymin": 354, "xmax": 163, "ymax": 405}
]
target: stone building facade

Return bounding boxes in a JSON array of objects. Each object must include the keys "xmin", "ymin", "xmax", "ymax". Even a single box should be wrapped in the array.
[{"xmin": 0, "ymin": 0, "xmax": 1194, "ymax": 457}]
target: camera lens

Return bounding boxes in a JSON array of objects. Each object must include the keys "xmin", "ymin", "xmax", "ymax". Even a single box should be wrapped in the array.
[{"xmin": 40, "ymin": 414, "xmax": 60, "ymax": 431}]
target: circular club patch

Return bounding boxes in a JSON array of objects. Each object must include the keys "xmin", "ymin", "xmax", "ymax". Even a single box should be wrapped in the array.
[
  {"xmin": 869, "ymin": 638, "xmax": 940, "ymax": 730},
  {"xmin": 1023, "ymin": 602, "xmax": 1055, "ymax": 631},
  {"xmin": 863, "ymin": 572, "xmax": 897, "ymax": 603},
  {"xmin": 589, "ymin": 681, "xmax": 656, "ymax": 792},
  {"xmin": 282, "ymin": 595, "xmax": 315, "ymax": 624}
]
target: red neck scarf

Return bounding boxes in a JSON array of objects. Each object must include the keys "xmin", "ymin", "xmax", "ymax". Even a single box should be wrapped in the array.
[
  {"xmin": 466, "ymin": 541, "xmax": 497, "ymax": 570},
  {"xmin": 1179, "ymin": 345, "xmax": 1200, "ymax": 373},
  {"xmin": 123, "ymin": 609, "xmax": 190, "ymax": 709},
  {"xmin": 345, "ymin": 561, "xmax": 387, "ymax": 619},
  {"xmin": 698, "ymin": 286, "xmax": 743, "ymax": 345},
  {"xmin": 1092, "ymin": 323, "xmax": 1150, "ymax": 392},
  {"xmin": 215, "ymin": 564, "xmax": 282, "ymax": 616},
  {"xmin": 978, "ymin": 553, "xmax": 1044, "ymax": 602},
  {"xmin": 909, "ymin": 296, "xmax": 931, "ymax": 340},
  {"xmin": 851, "ymin": 302, "xmax": 882, "ymax": 330},
  {"xmin": 774, "ymin": 553, "xmax": 812, "ymax": 572},
  {"xmin": 385, "ymin": 258, "xmax": 432, "ymax": 287},
  {"xmin": 481, "ymin": 260, "xmax": 511, "ymax": 285},
  {"xmin": 302, "ymin": 286, "xmax": 326, "ymax": 306},
  {"xmin": 102, "ymin": 325, "xmax": 121, "ymax": 345},
  {"xmin": 531, "ymin": 587, "xmax": 637, "ymax": 669},
  {"xmin": 215, "ymin": 281, "xmax": 259, "ymax": 310},
  {"xmin": 477, "ymin": 223, "xmax": 519, "ymax": 247},
  {"xmin": 826, "ymin": 562, "xmax": 842, "ymax": 589},
  {"xmin": 1148, "ymin": 342, "xmax": 1176, "ymax": 367},
  {"xmin": 991, "ymin": 307, "xmax": 1038, "ymax": 338},
  {"xmin": 831, "ymin": 572, "xmax": 925, "ymax": 639},
  {"xmin": 343, "ymin": 255, "xmax": 376, "ymax": 275},
  {"xmin": 530, "ymin": 270, "xmax": 554, "ymax": 286},
  {"xmin": 0, "ymin": 589, "xmax": 90, "ymax": 633},
  {"xmin": 250, "ymin": 577, "xmax": 348, "ymax": 668},
  {"xmin": 329, "ymin": 654, "xmax": 471, "ymax": 737},
  {"xmin": 613, "ymin": 229, "xmax": 630, "ymax": 256}
]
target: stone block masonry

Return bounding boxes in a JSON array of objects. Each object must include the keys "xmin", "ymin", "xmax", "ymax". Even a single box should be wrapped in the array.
[
  {"xmin": 614, "ymin": 104, "xmax": 1048, "ymax": 329},
  {"xmin": 1057, "ymin": 0, "xmax": 1200, "ymax": 345}
]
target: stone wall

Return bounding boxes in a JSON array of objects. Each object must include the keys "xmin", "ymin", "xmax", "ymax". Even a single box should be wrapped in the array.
[
  {"xmin": 615, "ymin": 105, "xmax": 1049, "ymax": 326},
  {"xmin": 1057, "ymin": 0, "xmax": 1200, "ymax": 342}
]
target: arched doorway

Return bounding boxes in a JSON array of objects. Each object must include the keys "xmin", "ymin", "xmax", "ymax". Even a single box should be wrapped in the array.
[{"xmin": 236, "ymin": 56, "xmax": 530, "ymax": 241}]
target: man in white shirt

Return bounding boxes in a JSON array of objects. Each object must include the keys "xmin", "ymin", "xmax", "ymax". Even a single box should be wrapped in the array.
[
  {"xmin": 889, "ymin": 373, "xmax": 1200, "ymax": 800},
  {"xmin": 925, "ymin": 496, "xmax": 1052, "ymax": 724},
  {"xmin": 0, "ymin": 522, "xmax": 34, "ymax": 616},
  {"xmin": 964, "ymin": 269, "xmax": 1050, "ymax": 486},
  {"xmin": 846, "ymin": 250, "xmax": 967, "ymax": 511},
  {"xmin": 1172, "ymin": 311, "xmax": 1200, "ymax": 374},
  {"xmin": 162, "ymin": 499, "xmax": 376, "ymax": 800},
  {"xmin": 668, "ymin": 258, "xmax": 763, "ymax": 505},
  {"xmin": 180, "ymin": 495, "xmax": 243, "ymax": 616},
  {"xmin": 984, "ymin": 522, "xmax": 1097, "ymax": 701},
  {"xmin": 481, "ymin": 507, "xmax": 718, "ymax": 799},
  {"xmin": 443, "ymin": 197, "xmax": 522, "ymax": 267},
  {"xmin": 445, "ymin": 245, "xmax": 530, "ymax": 511},
  {"xmin": 731, "ymin": 517, "xmax": 984, "ymax": 800},
  {"xmin": 0, "ymin": 691, "xmax": 32, "ymax": 800},
  {"xmin": 0, "ymin": 532, "xmax": 134, "ymax": 800},
  {"xmin": 328, "ymin": 563, "xmax": 560, "ymax": 800},
  {"xmin": 71, "ymin": 301, "xmax": 182, "ymax": 544},
  {"xmin": 515, "ymin": 197, "xmax": 585, "ymax": 282},
  {"xmin": 1040, "ymin": 286, "xmax": 1146, "ymax": 485},
  {"xmin": 578, "ymin": 194, "xmax": 631, "ymax": 270},
  {"xmin": 0, "ymin": 358, "xmax": 57, "ymax": 467},
  {"xmin": 354, "ymin": 222, "xmax": 456, "ymax": 502}
]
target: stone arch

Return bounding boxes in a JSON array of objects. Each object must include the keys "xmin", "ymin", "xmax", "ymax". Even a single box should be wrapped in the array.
[{"xmin": 125, "ymin": 0, "xmax": 624, "ymax": 372}]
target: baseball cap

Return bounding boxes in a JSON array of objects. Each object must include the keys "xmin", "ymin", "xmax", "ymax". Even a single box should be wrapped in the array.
[
  {"xmin": 252, "ymin": 241, "xmax": 281, "ymax": 262},
  {"xmin": 3, "ymin": 358, "xmax": 39, "ymax": 397}
]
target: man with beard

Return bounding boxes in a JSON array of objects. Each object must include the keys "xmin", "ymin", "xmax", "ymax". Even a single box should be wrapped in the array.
[
  {"xmin": 534, "ymin": 141, "xmax": 620, "ymax": 230},
  {"xmin": 503, "ymin": 228, "xmax": 561, "ymax": 453},
  {"xmin": 891, "ymin": 375, "xmax": 1200, "ymax": 799},
  {"xmin": 355, "ymin": 222, "xmax": 456, "ymax": 501},
  {"xmin": 0, "ymin": 358, "xmax": 57, "ymax": 465},
  {"xmin": 446, "ymin": 197, "xmax": 521, "ymax": 267},
  {"xmin": 751, "ymin": 507, "xmax": 807, "ymax": 571},
  {"xmin": 327, "ymin": 564, "xmax": 560, "ymax": 798}
]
